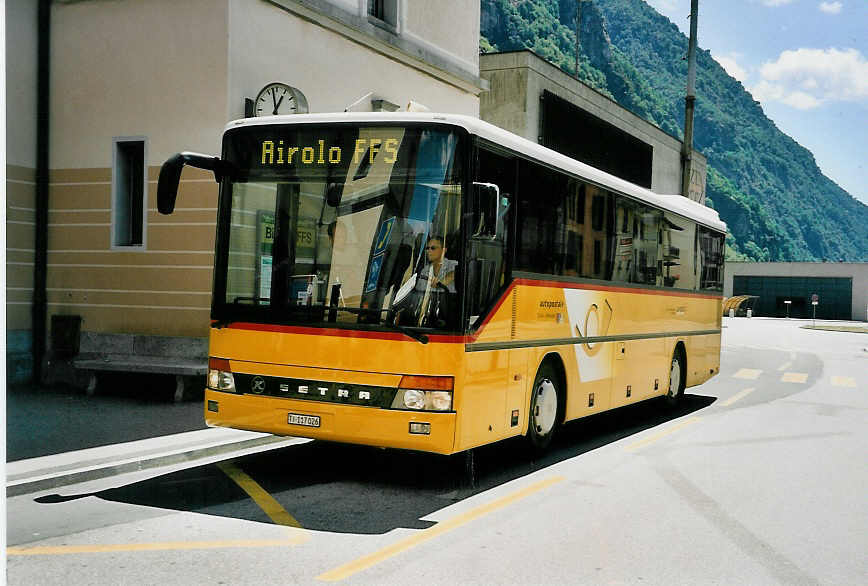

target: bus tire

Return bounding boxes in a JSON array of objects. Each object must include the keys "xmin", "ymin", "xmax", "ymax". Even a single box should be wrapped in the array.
[
  {"xmin": 665, "ymin": 346, "xmax": 686, "ymax": 406},
  {"xmin": 527, "ymin": 363, "xmax": 560, "ymax": 450}
]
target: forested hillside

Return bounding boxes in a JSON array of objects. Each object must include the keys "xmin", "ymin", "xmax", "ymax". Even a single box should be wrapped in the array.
[{"xmin": 480, "ymin": 0, "xmax": 868, "ymax": 261}]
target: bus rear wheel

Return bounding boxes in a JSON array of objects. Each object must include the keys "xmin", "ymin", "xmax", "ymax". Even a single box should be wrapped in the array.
[
  {"xmin": 527, "ymin": 364, "xmax": 560, "ymax": 450},
  {"xmin": 665, "ymin": 348, "xmax": 685, "ymax": 406}
]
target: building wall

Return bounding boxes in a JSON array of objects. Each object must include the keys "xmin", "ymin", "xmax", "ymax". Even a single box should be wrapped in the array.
[
  {"xmin": 6, "ymin": 0, "xmax": 40, "ymax": 382},
  {"xmin": 724, "ymin": 262, "xmax": 868, "ymax": 321},
  {"xmin": 479, "ymin": 51, "xmax": 707, "ymax": 201},
  {"xmin": 29, "ymin": 0, "xmax": 482, "ymax": 352},
  {"xmin": 229, "ymin": 1, "xmax": 481, "ymax": 119},
  {"xmin": 47, "ymin": 0, "xmax": 231, "ymax": 339},
  {"xmin": 402, "ymin": 1, "xmax": 480, "ymax": 75}
]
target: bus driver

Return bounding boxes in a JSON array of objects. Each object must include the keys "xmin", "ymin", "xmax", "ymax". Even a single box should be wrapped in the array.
[
  {"xmin": 393, "ymin": 235, "xmax": 457, "ymax": 328},
  {"xmin": 423, "ymin": 236, "xmax": 456, "ymax": 294}
]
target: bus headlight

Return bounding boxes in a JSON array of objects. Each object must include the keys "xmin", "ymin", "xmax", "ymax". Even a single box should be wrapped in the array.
[
  {"xmin": 402, "ymin": 389, "xmax": 426, "ymax": 410},
  {"xmin": 393, "ymin": 375, "xmax": 454, "ymax": 411},
  {"xmin": 393, "ymin": 389, "xmax": 452, "ymax": 411},
  {"xmin": 207, "ymin": 369, "xmax": 235, "ymax": 392},
  {"xmin": 428, "ymin": 391, "xmax": 452, "ymax": 411},
  {"xmin": 208, "ymin": 358, "xmax": 235, "ymax": 392}
]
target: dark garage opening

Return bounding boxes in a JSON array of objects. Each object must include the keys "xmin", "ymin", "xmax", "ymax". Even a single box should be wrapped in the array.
[
  {"xmin": 733, "ymin": 276, "xmax": 852, "ymax": 320},
  {"xmin": 539, "ymin": 90, "xmax": 653, "ymax": 189}
]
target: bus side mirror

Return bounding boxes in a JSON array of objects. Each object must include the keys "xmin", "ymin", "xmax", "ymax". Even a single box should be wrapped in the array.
[
  {"xmin": 471, "ymin": 182, "xmax": 499, "ymax": 238},
  {"xmin": 471, "ymin": 182, "xmax": 508, "ymax": 240},
  {"xmin": 326, "ymin": 182, "xmax": 344, "ymax": 207},
  {"xmin": 157, "ymin": 152, "xmax": 233, "ymax": 215}
]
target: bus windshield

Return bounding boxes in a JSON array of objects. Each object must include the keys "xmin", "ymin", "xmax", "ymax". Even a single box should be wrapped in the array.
[{"xmin": 217, "ymin": 124, "xmax": 464, "ymax": 332}]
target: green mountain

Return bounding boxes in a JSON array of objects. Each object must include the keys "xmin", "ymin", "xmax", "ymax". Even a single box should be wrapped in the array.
[{"xmin": 480, "ymin": 0, "xmax": 868, "ymax": 261}]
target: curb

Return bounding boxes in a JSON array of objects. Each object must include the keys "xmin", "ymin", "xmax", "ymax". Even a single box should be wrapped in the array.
[{"xmin": 6, "ymin": 433, "xmax": 300, "ymax": 497}]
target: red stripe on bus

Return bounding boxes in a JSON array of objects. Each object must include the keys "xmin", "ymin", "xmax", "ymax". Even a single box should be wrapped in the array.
[
  {"xmin": 470, "ymin": 280, "xmax": 518, "ymax": 332},
  {"xmin": 215, "ymin": 281, "xmax": 718, "ymax": 342},
  {"xmin": 513, "ymin": 278, "xmax": 723, "ymax": 300},
  {"xmin": 217, "ymin": 321, "xmax": 468, "ymax": 343}
]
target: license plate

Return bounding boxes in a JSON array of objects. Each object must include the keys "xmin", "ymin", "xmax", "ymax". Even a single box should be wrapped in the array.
[{"xmin": 287, "ymin": 413, "xmax": 320, "ymax": 428}]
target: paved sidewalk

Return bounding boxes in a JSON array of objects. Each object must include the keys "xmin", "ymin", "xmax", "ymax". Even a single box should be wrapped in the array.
[
  {"xmin": 6, "ymin": 427, "xmax": 295, "ymax": 497},
  {"xmin": 5, "ymin": 378, "xmax": 296, "ymax": 496},
  {"xmin": 6, "ymin": 377, "xmax": 206, "ymax": 461}
]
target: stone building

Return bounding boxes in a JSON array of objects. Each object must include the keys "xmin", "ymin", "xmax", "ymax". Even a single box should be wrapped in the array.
[
  {"xmin": 5, "ymin": 0, "xmax": 485, "ymax": 383},
  {"xmin": 724, "ymin": 262, "xmax": 868, "ymax": 321},
  {"xmin": 479, "ymin": 50, "xmax": 707, "ymax": 203}
]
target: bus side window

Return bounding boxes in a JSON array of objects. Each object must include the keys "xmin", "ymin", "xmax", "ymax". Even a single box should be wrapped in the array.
[
  {"xmin": 471, "ymin": 182, "xmax": 500, "ymax": 238},
  {"xmin": 467, "ymin": 147, "xmax": 515, "ymax": 328}
]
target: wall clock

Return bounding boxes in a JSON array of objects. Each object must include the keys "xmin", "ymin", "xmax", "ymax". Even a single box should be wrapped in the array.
[{"xmin": 254, "ymin": 83, "xmax": 309, "ymax": 116}]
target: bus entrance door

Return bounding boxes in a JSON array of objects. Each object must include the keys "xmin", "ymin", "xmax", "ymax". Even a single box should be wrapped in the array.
[{"xmin": 507, "ymin": 348, "xmax": 527, "ymax": 433}]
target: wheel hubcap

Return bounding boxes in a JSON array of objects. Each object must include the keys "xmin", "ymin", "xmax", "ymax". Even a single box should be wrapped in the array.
[
  {"xmin": 669, "ymin": 358, "xmax": 680, "ymax": 397},
  {"xmin": 533, "ymin": 379, "xmax": 558, "ymax": 435}
]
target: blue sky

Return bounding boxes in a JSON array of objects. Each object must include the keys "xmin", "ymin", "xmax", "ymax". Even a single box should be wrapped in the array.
[{"xmin": 645, "ymin": 0, "xmax": 868, "ymax": 205}]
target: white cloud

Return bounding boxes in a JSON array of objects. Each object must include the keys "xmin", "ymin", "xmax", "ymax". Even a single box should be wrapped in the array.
[
  {"xmin": 818, "ymin": 1, "xmax": 843, "ymax": 14},
  {"xmin": 751, "ymin": 82, "xmax": 822, "ymax": 109},
  {"xmin": 714, "ymin": 53, "xmax": 749, "ymax": 83},
  {"xmin": 750, "ymin": 48, "xmax": 868, "ymax": 109},
  {"xmin": 762, "ymin": 0, "xmax": 794, "ymax": 6}
]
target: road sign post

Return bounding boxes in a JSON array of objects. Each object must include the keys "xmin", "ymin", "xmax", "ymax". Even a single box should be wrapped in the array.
[
  {"xmin": 811, "ymin": 294, "xmax": 819, "ymax": 327},
  {"xmin": 784, "ymin": 300, "xmax": 791, "ymax": 319}
]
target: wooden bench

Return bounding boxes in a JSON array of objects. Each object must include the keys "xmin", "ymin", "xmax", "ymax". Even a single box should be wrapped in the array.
[{"xmin": 72, "ymin": 333, "xmax": 207, "ymax": 402}]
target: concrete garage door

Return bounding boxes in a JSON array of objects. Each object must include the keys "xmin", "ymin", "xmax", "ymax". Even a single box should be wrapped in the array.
[{"xmin": 733, "ymin": 276, "xmax": 852, "ymax": 320}]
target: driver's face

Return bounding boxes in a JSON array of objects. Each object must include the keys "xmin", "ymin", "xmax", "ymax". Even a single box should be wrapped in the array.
[{"xmin": 426, "ymin": 240, "xmax": 443, "ymax": 263}]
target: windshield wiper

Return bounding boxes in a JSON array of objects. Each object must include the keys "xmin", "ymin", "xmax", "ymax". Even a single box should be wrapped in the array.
[
  {"xmin": 231, "ymin": 296, "xmax": 270, "ymax": 304},
  {"xmin": 381, "ymin": 321, "xmax": 429, "ymax": 345},
  {"xmin": 334, "ymin": 307, "xmax": 429, "ymax": 344}
]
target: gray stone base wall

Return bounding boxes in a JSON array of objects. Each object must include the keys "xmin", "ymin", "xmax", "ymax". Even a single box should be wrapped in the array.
[{"xmin": 6, "ymin": 330, "xmax": 33, "ymax": 385}]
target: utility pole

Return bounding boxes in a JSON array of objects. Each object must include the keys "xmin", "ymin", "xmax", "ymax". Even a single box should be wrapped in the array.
[
  {"xmin": 681, "ymin": 0, "xmax": 699, "ymax": 199},
  {"xmin": 575, "ymin": 0, "xmax": 583, "ymax": 78},
  {"xmin": 34, "ymin": 0, "xmax": 51, "ymax": 384}
]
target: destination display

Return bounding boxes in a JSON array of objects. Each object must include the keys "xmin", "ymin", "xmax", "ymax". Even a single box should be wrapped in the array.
[{"xmin": 259, "ymin": 137, "xmax": 400, "ymax": 167}]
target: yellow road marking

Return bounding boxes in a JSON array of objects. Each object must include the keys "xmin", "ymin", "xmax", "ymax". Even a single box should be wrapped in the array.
[
  {"xmin": 7, "ymin": 536, "xmax": 305, "ymax": 556},
  {"xmin": 831, "ymin": 376, "xmax": 857, "ymax": 388},
  {"xmin": 781, "ymin": 372, "xmax": 808, "ymax": 384},
  {"xmin": 217, "ymin": 461, "xmax": 303, "ymax": 528},
  {"xmin": 722, "ymin": 387, "xmax": 755, "ymax": 407},
  {"xmin": 316, "ymin": 475, "xmax": 564, "ymax": 582},
  {"xmin": 625, "ymin": 417, "xmax": 701, "ymax": 452},
  {"xmin": 777, "ymin": 361, "xmax": 792, "ymax": 371},
  {"xmin": 733, "ymin": 368, "xmax": 762, "ymax": 380}
]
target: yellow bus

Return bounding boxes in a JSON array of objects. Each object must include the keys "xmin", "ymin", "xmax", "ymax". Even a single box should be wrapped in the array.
[{"xmin": 158, "ymin": 112, "xmax": 725, "ymax": 454}]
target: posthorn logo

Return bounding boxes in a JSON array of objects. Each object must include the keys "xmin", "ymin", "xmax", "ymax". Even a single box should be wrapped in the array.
[{"xmin": 251, "ymin": 376, "xmax": 266, "ymax": 394}]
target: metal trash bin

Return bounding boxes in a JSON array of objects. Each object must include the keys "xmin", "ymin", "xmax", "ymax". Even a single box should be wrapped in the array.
[{"xmin": 51, "ymin": 314, "xmax": 82, "ymax": 358}]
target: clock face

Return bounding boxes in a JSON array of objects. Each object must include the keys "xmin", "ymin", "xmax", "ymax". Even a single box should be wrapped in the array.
[{"xmin": 254, "ymin": 83, "xmax": 306, "ymax": 116}]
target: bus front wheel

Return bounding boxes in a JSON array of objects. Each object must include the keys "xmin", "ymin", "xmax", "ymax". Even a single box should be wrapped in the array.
[
  {"xmin": 527, "ymin": 364, "xmax": 560, "ymax": 450},
  {"xmin": 666, "ymin": 348, "xmax": 686, "ymax": 406}
]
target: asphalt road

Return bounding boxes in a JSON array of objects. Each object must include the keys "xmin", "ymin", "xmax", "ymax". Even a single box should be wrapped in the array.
[{"xmin": 6, "ymin": 317, "xmax": 867, "ymax": 585}]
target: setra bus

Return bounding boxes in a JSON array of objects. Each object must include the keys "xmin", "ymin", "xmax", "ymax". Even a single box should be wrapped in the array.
[{"xmin": 157, "ymin": 112, "xmax": 725, "ymax": 454}]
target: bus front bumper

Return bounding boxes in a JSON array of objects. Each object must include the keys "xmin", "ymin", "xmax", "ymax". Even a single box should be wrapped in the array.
[{"xmin": 204, "ymin": 389, "xmax": 457, "ymax": 454}]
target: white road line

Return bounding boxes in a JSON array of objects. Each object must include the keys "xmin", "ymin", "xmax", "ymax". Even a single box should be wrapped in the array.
[
  {"xmin": 830, "ymin": 376, "xmax": 857, "ymax": 388},
  {"xmin": 780, "ymin": 372, "xmax": 808, "ymax": 384},
  {"xmin": 733, "ymin": 368, "xmax": 762, "ymax": 380},
  {"xmin": 722, "ymin": 388, "xmax": 755, "ymax": 407},
  {"xmin": 625, "ymin": 418, "xmax": 701, "ymax": 452}
]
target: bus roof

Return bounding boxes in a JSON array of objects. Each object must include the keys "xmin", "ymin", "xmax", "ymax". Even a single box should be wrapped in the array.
[{"xmin": 225, "ymin": 112, "xmax": 727, "ymax": 233}]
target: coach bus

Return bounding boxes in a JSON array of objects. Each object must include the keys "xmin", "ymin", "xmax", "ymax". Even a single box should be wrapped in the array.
[{"xmin": 157, "ymin": 112, "xmax": 725, "ymax": 454}]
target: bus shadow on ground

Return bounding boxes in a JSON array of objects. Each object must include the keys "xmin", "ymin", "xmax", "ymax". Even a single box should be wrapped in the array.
[{"xmin": 36, "ymin": 394, "xmax": 714, "ymax": 535}]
